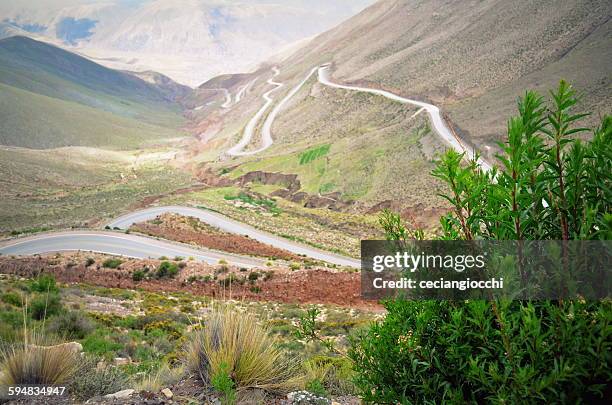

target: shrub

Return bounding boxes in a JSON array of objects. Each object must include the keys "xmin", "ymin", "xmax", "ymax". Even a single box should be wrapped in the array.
[
  {"xmin": 69, "ymin": 355, "xmax": 129, "ymax": 400},
  {"xmin": 289, "ymin": 262, "xmax": 301, "ymax": 271},
  {"xmin": 30, "ymin": 293, "xmax": 62, "ymax": 320},
  {"xmin": 185, "ymin": 306, "xmax": 303, "ymax": 394},
  {"xmin": 247, "ymin": 272, "xmax": 260, "ymax": 282},
  {"xmin": 29, "ymin": 275, "xmax": 59, "ymax": 293},
  {"xmin": 47, "ymin": 311, "xmax": 94, "ymax": 339},
  {"xmin": 132, "ymin": 270, "xmax": 145, "ymax": 282},
  {"xmin": 85, "ymin": 257, "xmax": 95, "ymax": 267},
  {"xmin": 351, "ymin": 82, "xmax": 612, "ymax": 403},
  {"xmin": 350, "ymin": 299, "xmax": 611, "ymax": 403},
  {"xmin": 1, "ymin": 291, "xmax": 22, "ymax": 307},
  {"xmin": 102, "ymin": 258, "xmax": 122, "ymax": 269},
  {"xmin": 211, "ymin": 362, "xmax": 237, "ymax": 405},
  {"xmin": 0, "ymin": 338, "xmax": 79, "ymax": 386},
  {"xmin": 156, "ymin": 261, "xmax": 179, "ymax": 279}
]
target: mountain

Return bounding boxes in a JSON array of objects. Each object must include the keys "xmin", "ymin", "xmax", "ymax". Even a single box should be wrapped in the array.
[
  {"xmin": 0, "ymin": 21, "xmax": 28, "ymax": 39},
  {"xmin": 190, "ymin": 0, "xmax": 610, "ymax": 222},
  {"xmin": 0, "ymin": 0, "xmax": 375, "ymax": 86},
  {"xmin": 0, "ymin": 36, "xmax": 187, "ymax": 149},
  {"xmin": 281, "ymin": 0, "xmax": 612, "ymax": 152}
]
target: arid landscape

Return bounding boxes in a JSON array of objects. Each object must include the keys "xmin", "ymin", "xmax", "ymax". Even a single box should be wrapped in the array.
[{"xmin": 0, "ymin": 0, "xmax": 610, "ymax": 404}]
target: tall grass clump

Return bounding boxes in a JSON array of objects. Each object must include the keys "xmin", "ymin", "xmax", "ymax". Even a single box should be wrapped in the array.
[
  {"xmin": 0, "ymin": 333, "xmax": 79, "ymax": 386},
  {"xmin": 185, "ymin": 306, "xmax": 303, "ymax": 395}
]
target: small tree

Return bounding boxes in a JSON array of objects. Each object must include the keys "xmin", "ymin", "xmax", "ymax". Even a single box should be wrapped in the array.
[{"xmin": 351, "ymin": 81, "xmax": 611, "ymax": 403}]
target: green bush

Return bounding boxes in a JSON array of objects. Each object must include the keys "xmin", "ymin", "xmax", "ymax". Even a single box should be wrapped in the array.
[
  {"xmin": 350, "ymin": 299, "xmax": 611, "ymax": 403},
  {"xmin": 47, "ymin": 311, "xmax": 94, "ymax": 339},
  {"xmin": 102, "ymin": 258, "xmax": 123, "ymax": 269},
  {"xmin": 351, "ymin": 82, "xmax": 612, "ymax": 403},
  {"xmin": 156, "ymin": 261, "xmax": 179, "ymax": 279},
  {"xmin": 30, "ymin": 293, "xmax": 62, "ymax": 320},
  {"xmin": 1, "ymin": 291, "xmax": 22, "ymax": 307},
  {"xmin": 211, "ymin": 362, "xmax": 237, "ymax": 405},
  {"xmin": 29, "ymin": 275, "xmax": 59, "ymax": 293},
  {"xmin": 132, "ymin": 270, "xmax": 145, "ymax": 282}
]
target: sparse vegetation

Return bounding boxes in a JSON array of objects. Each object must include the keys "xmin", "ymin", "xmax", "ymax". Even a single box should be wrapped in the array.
[
  {"xmin": 185, "ymin": 306, "xmax": 304, "ymax": 394},
  {"xmin": 156, "ymin": 261, "xmax": 179, "ymax": 279},
  {"xmin": 299, "ymin": 144, "xmax": 331, "ymax": 165},
  {"xmin": 102, "ymin": 258, "xmax": 123, "ymax": 269}
]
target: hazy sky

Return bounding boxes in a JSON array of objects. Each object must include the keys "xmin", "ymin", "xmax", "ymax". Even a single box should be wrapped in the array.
[{"xmin": 0, "ymin": 0, "xmax": 376, "ymax": 85}]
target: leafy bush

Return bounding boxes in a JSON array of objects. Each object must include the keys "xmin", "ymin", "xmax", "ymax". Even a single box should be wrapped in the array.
[
  {"xmin": 1, "ymin": 291, "xmax": 22, "ymax": 307},
  {"xmin": 350, "ymin": 300, "xmax": 611, "ymax": 403},
  {"xmin": 29, "ymin": 275, "xmax": 59, "ymax": 293},
  {"xmin": 69, "ymin": 355, "xmax": 129, "ymax": 400},
  {"xmin": 82, "ymin": 332, "xmax": 122, "ymax": 357},
  {"xmin": 30, "ymin": 293, "xmax": 62, "ymax": 320},
  {"xmin": 47, "ymin": 311, "xmax": 94, "ymax": 339},
  {"xmin": 132, "ymin": 269, "xmax": 145, "ymax": 282},
  {"xmin": 211, "ymin": 362, "xmax": 237, "ymax": 405},
  {"xmin": 102, "ymin": 258, "xmax": 123, "ymax": 269},
  {"xmin": 351, "ymin": 82, "xmax": 612, "ymax": 403},
  {"xmin": 156, "ymin": 261, "xmax": 179, "ymax": 279},
  {"xmin": 185, "ymin": 306, "xmax": 303, "ymax": 394}
]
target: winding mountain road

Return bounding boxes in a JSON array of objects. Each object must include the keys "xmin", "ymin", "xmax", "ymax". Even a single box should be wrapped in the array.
[
  {"xmin": 107, "ymin": 206, "xmax": 360, "ymax": 267},
  {"xmin": 227, "ymin": 64, "xmax": 493, "ymax": 172},
  {"xmin": 0, "ymin": 206, "xmax": 360, "ymax": 268},
  {"xmin": 0, "ymin": 231, "xmax": 265, "ymax": 268},
  {"xmin": 226, "ymin": 67, "xmax": 283, "ymax": 156},
  {"xmin": 318, "ymin": 65, "xmax": 492, "ymax": 171}
]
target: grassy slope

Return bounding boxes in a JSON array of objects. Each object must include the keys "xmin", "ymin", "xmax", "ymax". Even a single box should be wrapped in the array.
[
  {"xmin": 226, "ymin": 76, "xmax": 446, "ymax": 208},
  {"xmin": 0, "ymin": 84, "xmax": 186, "ymax": 150},
  {"xmin": 0, "ymin": 147, "xmax": 193, "ymax": 234},
  {"xmin": 0, "ymin": 36, "xmax": 188, "ymax": 149},
  {"xmin": 0, "ymin": 37, "xmax": 183, "ymax": 124}
]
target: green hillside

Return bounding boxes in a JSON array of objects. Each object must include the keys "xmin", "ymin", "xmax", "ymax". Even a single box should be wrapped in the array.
[
  {"xmin": 0, "ymin": 83, "xmax": 185, "ymax": 149},
  {"xmin": 0, "ymin": 36, "xmax": 186, "ymax": 130}
]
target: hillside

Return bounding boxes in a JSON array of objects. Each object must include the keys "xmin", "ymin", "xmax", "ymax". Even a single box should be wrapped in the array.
[
  {"xmin": 0, "ymin": 36, "xmax": 188, "ymax": 149},
  {"xmin": 281, "ymin": 0, "xmax": 612, "ymax": 153}
]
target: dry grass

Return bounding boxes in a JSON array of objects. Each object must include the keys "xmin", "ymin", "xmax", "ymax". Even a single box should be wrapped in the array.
[
  {"xmin": 185, "ymin": 305, "xmax": 304, "ymax": 394},
  {"xmin": 0, "ymin": 334, "xmax": 79, "ymax": 386},
  {"xmin": 135, "ymin": 363, "xmax": 184, "ymax": 393}
]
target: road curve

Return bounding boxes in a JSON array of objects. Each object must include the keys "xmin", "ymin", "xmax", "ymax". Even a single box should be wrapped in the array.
[
  {"xmin": 227, "ymin": 68, "xmax": 283, "ymax": 156},
  {"xmin": 227, "ymin": 63, "xmax": 492, "ymax": 171},
  {"xmin": 106, "ymin": 206, "xmax": 360, "ymax": 268},
  {"xmin": 317, "ymin": 65, "xmax": 493, "ymax": 172},
  {"xmin": 0, "ymin": 231, "xmax": 265, "ymax": 268}
]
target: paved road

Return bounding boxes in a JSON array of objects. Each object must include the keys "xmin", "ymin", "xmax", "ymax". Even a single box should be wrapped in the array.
[
  {"xmin": 0, "ymin": 231, "xmax": 265, "ymax": 268},
  {"xmin": 107, "ymin": 206, "xmax": 360, "ymax": 267},
  {"xmin": 227, "ymin": 67, "xmax": 283, "ymax": 156},
  {"xmin": 227, "ymin": 64, "xmax": 493, "ymax": 172},
  {"xmin": 318, "ymin": 65, "xmax": 493, "ymax": 172}
]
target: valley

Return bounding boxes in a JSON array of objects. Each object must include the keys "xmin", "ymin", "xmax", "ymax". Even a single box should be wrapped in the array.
[{"xmin": 0, "ymin": 0, "xmax": 610, "ymax": 403}]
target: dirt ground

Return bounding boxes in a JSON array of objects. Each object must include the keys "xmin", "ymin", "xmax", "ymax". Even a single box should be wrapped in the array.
[
  {"xmin": 0, "ymin": 253, "xmax": 380, "ymax": 310},
  {"xmin": 129, "ymin": 213, "xmax": 301, "ymax": 262}
]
